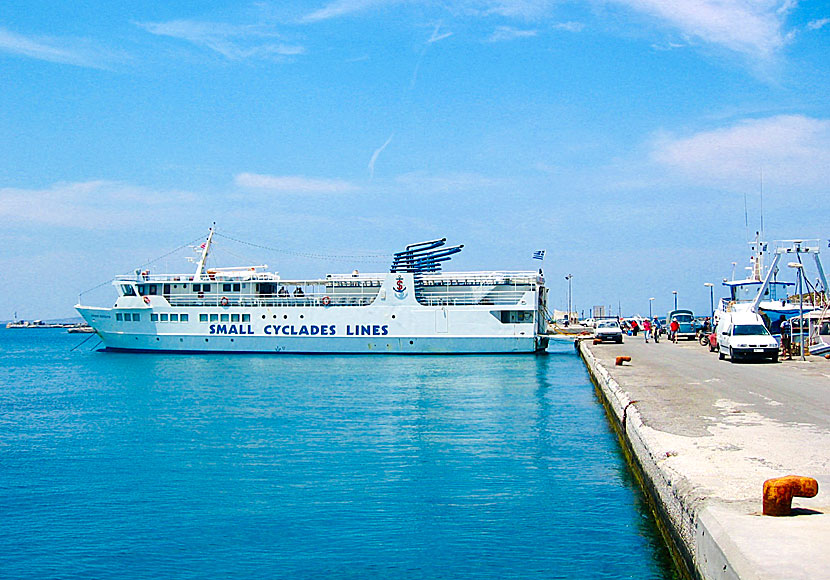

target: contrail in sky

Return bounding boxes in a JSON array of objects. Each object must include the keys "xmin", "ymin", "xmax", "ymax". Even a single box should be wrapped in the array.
[{"xmin": 368, "ymin": 134, "xmax": 394, "ymax": 179}]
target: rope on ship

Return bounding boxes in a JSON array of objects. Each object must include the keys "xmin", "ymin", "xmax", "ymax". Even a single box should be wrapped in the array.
[
  {"xmin": 78, "ymin": 234, "xmax": 206, "ymax": 299},
  {"xmin": 214, "ymin": 232, "xmax": 393, "ymax": 264},
  {"xmin": 70, "ymin": 333, "xmax": 97, "ymax": 351}
]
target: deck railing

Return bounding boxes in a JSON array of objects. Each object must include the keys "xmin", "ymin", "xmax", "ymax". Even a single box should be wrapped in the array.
[{"xmin": 155, "ymin": 288, "xmax": 529, "ymax": 308}]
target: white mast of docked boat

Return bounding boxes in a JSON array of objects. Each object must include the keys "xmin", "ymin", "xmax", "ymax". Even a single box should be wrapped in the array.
[{"xmin": 194, "ymin": 226, "xmax": 215, "ymax": 281}]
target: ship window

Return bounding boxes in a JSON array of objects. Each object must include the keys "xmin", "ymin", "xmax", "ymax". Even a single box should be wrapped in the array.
[
  {"xmin": 170, "ymin": 314, "xmax": 179, "ymax": 322},
  {"xmin": 116, "ymin": 313, "xmax": 123, "ymax": 321},
  {"xmin": 493, "ymin": 310, "xmax": 534, "ymax": 323},
  {"xmin": 138, "ymin": 284, "xmax": 146, "ymax": 295},
  {"xmin": 148, "ymin": 285, "xmax": 158, "ymax": 295},
  {"xmin": 163, "ymin": 284, "xmax": 171, "ymax": 294},
  {"xmin": 233, "ymin": 283, "xmax": 241, "ymax": 292},
  {"xmin": 199, "ymin": 314, "xmax": 208, "ymax": 322},
  {"xmin": 231, "ymin": 314, "xmax": 240, "ymax": 322},
  {"xmin": 160, "ymin": 313, "xmax": 169, "ymax": 322},
  {"xmin": 151, "ymin": 313, "xmax": 158, "ymax": 322},
  {"xmin": 220, "ymin": 314, "xmax": 229, "ymax": 322},
  {"xmin": 223, "ymin": 283, "xmax": 232, "ymax": 292},
  {"xmin": 193, "ymin": 284, "xmax": 201, "ymax": 293},
  {"xmin": 210, "ymin": 314, "xmax": 218, "ymax": 322},
  {"xmin": 242, "ymin": 314, "xmax": 250, "ymax": 322},
  {"xmin": 203, "ymin": 284, "xmax": 211, "ymax": 293},
  {"xmin": 121, "ymin": 285, "xmax": 136, "ymax": 296},
  {"xmin": 133, "ymin": 314, "xmax": 140, "ymax": 321},
  {"xmin": 180, "ymin": 314, "xmax": 188, "ymax": 322}
]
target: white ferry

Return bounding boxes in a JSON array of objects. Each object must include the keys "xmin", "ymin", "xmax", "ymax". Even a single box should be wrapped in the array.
[{"xmin": 76, "ymin": 229, "xmax": 550, "ymax": 354}]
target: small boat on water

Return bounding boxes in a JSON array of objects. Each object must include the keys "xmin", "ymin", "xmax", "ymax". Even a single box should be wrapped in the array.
[{"xmin": 76, "ymin": 228, "xmax": 551, "ymax": 354}]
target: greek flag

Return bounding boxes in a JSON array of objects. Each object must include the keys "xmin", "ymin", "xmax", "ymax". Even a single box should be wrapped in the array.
[{"xmin": 532, "ymin": 250, "xmax": 545, "ymax": 261}]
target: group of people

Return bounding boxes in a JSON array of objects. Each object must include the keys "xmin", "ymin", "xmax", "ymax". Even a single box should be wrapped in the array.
[{"xmin": 622, "ymin": 318, "xmax": 664, "ymax": 343}]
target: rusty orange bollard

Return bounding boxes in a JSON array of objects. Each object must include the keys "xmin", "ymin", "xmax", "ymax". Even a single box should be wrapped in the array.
[
  {"xmin": 763, "ymin": 475, "xmax": 818, "ymax": 516},
  {"xmin": 615, "ymin": 356, "xmax": 631, "ymax": 366}
]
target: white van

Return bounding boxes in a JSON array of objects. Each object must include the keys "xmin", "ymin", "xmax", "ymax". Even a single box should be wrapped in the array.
[{"xmin": 717, "ymin": 311, "xmax": 779, "ymax": 363}]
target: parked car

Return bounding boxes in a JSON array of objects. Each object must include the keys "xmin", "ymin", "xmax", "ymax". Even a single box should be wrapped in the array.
[
  {"xmin": 667, "ymin": 309, "xmax": 699, "ymax": 340},
  {"xmin": 716, "ymin": 311, "xmax": 779, "ymax": 363},
  {"xmin": 595, "ymin": 319, "xmax": 623, "ymax": 343}
]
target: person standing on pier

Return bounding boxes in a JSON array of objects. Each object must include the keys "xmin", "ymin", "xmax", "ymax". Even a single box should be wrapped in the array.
[
  {"xmin": 643, "ymin": 318, "xmax": 652, "ymax": 343},
  {"xmin": 670, "ymin": 318, "xmax": 679, "ymax": 343},
  {"xmin": 652, "ymin": 318, "xmax": 660, "ymax": 343},
  {"xmin": 780, "ymin": 317, "xmax": 792, "ymax": 360}
]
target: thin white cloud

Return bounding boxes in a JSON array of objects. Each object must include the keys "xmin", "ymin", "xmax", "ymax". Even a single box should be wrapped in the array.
[
  {"xmin": 484, "ymin": 0, "xmax": 556, "ymax": 18},
  {"xmin": 137, "ymin": 20, "xmax": 304, "ymax": 59},
  {"xmin": 650, "ymin": 115, "xmax": 830, "ymax": 189},
  {"xmin": 235, "ymin": 173, "xmax": 358, "ymax": 193},
  {"xmin": 302, "ymin": 0, "xmax": 392, "ymax": 23},
  {"xmin": 428, "ymin": 26, "xmax": 454, "ymax": 43},
  {"xmin": 0, "ymin": 26, "xmax": 120, "ymax": 69},
  {"xmin": 607, "ymin": 0, "xmax": 791, "ymax": 59},
  {"xmin": 0, "ymin": 181, "xmax": 197, "ymax": 228},
  {"xmin": 488, "ymin": 26, "xmax": 538, "ymax": 42},
  {"xmin": 553, "ymin": 21, "xmax": 585, "ymax": 32},
  {"xmin": 368, "ymin": 134, "xmax": 394, "ymax": 179},
  {"xmin": 394, "ymin": 171, "xmax": 506, "ymax": 193},
  {"xmin": 807, "ymin": 18, "xmax": 830, "ymax": 30}
]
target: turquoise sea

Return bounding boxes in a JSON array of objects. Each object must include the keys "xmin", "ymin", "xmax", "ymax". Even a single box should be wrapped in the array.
[{"xmin": 1, "ymin": 329, "xmax": 677, "ymax": 579}]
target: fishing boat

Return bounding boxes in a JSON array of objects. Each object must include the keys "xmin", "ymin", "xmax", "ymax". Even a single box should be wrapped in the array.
[
  {"xmin": 75, "ymin": 228, "xmax": 550, "ymax": 354},
  {"xmin": 715, "ymin": 238, "xmax": 828, "ymax": 326}
]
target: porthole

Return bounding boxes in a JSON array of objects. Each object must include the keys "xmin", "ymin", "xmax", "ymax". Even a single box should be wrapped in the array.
[
  {"xmin": 261, "ymin": 315, "xmax": 266, "ymax": 319},
  {"xmin": 205, "ymin": 338, "xmax": 209, "ymax": 342},
  {"xmin": 392, "ymin": 315, "xmax": 396, "ymax": 319},
  {"xmin": 284, "ymin": 314, "xmax": 288, "ymax": 319},
  {"xmin": 299, "ymin": 314, "xmax": 304, "ymax": 319},
  {"xmin": 409, "ymin": 340, "xmax": 414, "ymax": 345},
  {"xmin": 273, "ymin": 315, "xmax": 277, "ymax": 319}
]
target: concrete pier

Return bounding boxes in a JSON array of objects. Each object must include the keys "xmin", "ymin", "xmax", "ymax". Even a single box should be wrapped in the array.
[{"xmin": 578, "ymin": 337, "xmax": 830, "ymax": 579}]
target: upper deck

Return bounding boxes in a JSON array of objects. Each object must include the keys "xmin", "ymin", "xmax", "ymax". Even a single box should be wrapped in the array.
[{"xmin": 114, "ymin": 269, "xmax": 543, "ymax": 308}]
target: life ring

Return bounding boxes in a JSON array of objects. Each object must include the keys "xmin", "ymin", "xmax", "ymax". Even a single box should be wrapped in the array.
[
  {"xmin": 198, "ymin": 292, "xmax": 204, "ymax": 299},
  {"xmin": 143, "ymin": 296, "xmax": 151, "ymax": 305},
  {"xmin": 321, "ymin": 296, "xmax": 331, "ymax": 306},
  {"xmin": 220, "ymin": 296, "xmax": 229, "ymax": 307}
]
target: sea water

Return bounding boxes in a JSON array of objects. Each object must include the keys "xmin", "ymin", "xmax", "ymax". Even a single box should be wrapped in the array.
[{"xmin": 0, "ymin": 329, "xmax": 678, "ymax": 579}]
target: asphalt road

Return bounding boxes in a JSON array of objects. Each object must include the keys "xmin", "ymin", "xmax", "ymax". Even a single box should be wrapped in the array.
[{"xmin": 588, "ymin": 336, "xmax": 830, "ymax": 436}]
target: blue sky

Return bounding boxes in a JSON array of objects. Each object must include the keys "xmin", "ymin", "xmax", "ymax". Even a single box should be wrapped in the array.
[{"xmin": 1, "ymin": 0, "xmax": 828, "ymax": 320}]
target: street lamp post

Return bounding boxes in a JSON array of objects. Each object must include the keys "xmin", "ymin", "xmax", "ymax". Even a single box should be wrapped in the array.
[
  {"xmin": 565, "ymin": 274, "xmax": 573, "ymax": 324},
  {"xmin": 704, "ymin": 282, "xmax": 714, "ymax": 322},
  {"xmin": 648, "ymin": 297, "xmax": 654, "ymax": 319},
  {"xmin": 788, "ymin": 263, "xmax": 806, "ymax": 361},
  {"xmin": 672, "ymin": 290, "xmax": 678, "ymax": 311}
]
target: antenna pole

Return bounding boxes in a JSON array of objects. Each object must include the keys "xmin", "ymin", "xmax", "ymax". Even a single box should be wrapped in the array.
[
  {"xmin": 194, "ymin": 224, "xmax": 215, "ymax": 280},
  {"xmin": 760, "ymin": 168, "xmax": 764, "ymax": 241}
]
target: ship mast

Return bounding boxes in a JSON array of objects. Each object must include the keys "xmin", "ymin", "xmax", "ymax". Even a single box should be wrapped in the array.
[{"xmin": 194, "ymin": 225, "xmax": 215, "ymax": 281}]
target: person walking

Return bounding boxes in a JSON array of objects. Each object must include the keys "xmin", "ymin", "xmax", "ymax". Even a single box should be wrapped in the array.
[
  {"xmin": 643, "ymin": 317, "xmax": 652, "ymax": 343},
  {"xmin": 780, "ymin": 317, "xmax": 792, "ymax": 360},
  {"xmin": 670, "ymin": 318, "xmax": 679, "ymax": 343},
  {"xmin": 652, "ymin": 318, "xmax": 660, "ymax": 343}
]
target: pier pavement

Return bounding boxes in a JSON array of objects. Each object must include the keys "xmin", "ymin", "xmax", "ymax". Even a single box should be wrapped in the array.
[{"xmin": 578, "ymin": 337, "xmax": 830, "ymax": 579}]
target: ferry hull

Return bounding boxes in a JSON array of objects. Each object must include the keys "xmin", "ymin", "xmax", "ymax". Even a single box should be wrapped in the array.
[{"xmin": 77, "ymin": 305, "xmax": 548, "ymax": 354}]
